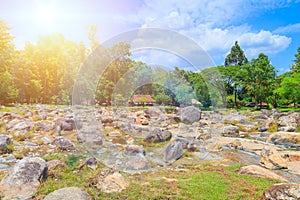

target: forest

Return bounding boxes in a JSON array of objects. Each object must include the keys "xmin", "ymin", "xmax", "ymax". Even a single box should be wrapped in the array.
[{"xmin": 1, "ymin": 19, "xmax": 300, "ymax": 109}]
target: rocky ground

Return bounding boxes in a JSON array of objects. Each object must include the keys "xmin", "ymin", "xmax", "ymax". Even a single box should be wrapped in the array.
[{"xmin": 0, "ymin": 104, "xmax": 299, "ymax": 199}]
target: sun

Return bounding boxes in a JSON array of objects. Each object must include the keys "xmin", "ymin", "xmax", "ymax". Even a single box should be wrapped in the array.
[{"xmin": 37, "ymin": 6, "xmax": 55, "ymax": 25}]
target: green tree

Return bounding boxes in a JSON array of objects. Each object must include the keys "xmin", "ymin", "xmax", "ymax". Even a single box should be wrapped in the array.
[
  {"xmin": 275, "ymin": 72, "xmax": 300, "ymax": 108},
  {"xmin": 223, "ymin": 41, "xmax": 248, "ymax": 108},
  {"xmin": 241, "ymin": 53, "xmax": 276, "ymax": 109},
  {"xmin": 0, "ymin": 20, "xmax": 18, "ymax": 104},
  {"xmin": 0, "ymin": 70, "xmax": 18, "ymax": 104},
  {"xmin": 291, "ymin": 47, "xmax": 300, "ymax": 72}
]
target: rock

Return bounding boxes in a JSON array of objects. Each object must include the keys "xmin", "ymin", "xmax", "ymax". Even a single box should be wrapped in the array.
[
  {"xmin": 6, "ymin": 119, "xmax": 33, "ymax": 132},
  {"xmin": 86, "ymin": 157, "xmax": 98, "ymax": 170},
  {"xmin": 52, "ymin": 137, "xmax": 74, "ymax": 150},
  {"xmin": 277, "ymin": 113, "xmax": 300, "ymax": 132},
  {"xmin": 238, "ymin": 165, "xmax": 287, "ymax": 182},
  {"xmin": 144, "ymin": 128, "xmax": 172, "ymax": 143},
  {"xmin": 101, "ymin": 117, "xmax": 114, "ymax": 124},
  {"xmin": 34, "ymin": 121, "xmax": 54, "ymax": 132},
  {"xmin": 44, "ymin": 187, "xmax": 92, "ymax": 200},
  {"xmin": 0, "ymin": 134, "xmax": 12, "ymax": 154},
  {"xmin": 47, "ymin": 160, "xmax": 66, "ymax": 170},
  {"xmin": 76, "ymin": 131, "xmax": 103, "ymax": 149},
  {"xmin": 229, "ymin": 140, "xmax": 243, "ymax": 150},
  {"xmin": 175, "ymin": 138, "xmax": 190, "ymax": 149},
  {"xmin": 93, "ymin": 168, "xmax": 129, "ymax": 193},
  {"xmin": 260, "ymin": 147, "xmax": 288, "ymax": 170},
  {"xmin": 267, "ymin": 132, "xmax": 300, "ymax": 149},
  {"xmin": 255, "ymin": 114, "xmax": 269, "ymax": 120},
  {"xmin": 222, "ymin": 125, "xmax": 239, "ymax": 137},
  {"xmin": 164, "ymin": 141, "xmax": 183, "ymax": 163},
  {"xmin": 0, "ymin": 157, "xmax": 47, "ymax": 200},
  {"xmin": 262, "ymin": 183, "xmax": 300, "ymax": 200},
  {"xmin": 55, "ymin": 118, "xmax": 75, "ymax": 131},
  {"xmin": 223, "ymin": 112, "xmax": 249, "ymax": 124},
  {"xmin": 176, "ymin": 106, "xmax": 201, "ymax": 124},
  {"xmin": 124, "ymin": 145, "xmax": 145, "ymax": 156},
  {"xmin": 124, "ymin": 154, "xmax": 150, "ymax": 173}
]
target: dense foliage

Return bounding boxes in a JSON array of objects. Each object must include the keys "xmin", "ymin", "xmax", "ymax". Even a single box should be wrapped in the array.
[{"xmin": 0, "ymin": 19, "xmax": 299, "ymax": 108}]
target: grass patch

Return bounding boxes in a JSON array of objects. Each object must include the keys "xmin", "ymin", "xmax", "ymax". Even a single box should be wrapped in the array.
[
  {"xmin": 34, "ymin": 159, "xmax": 278, "ymax": 199},
  {"xmin": 267, "ymin": 123, "xmax": 278, "ymax": 132}
]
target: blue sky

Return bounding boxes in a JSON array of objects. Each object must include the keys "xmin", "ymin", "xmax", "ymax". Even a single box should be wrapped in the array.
[{"xmin": 1, "ymin": 0, "xmax": 300, "ymax": 73}]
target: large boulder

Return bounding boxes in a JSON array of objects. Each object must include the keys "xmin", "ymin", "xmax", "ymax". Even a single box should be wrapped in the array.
[
  {"xmin": 0, "ymin": 157, "xmax": 47, "ymax": 200},
  {"xmin": 144, "ymin": 128, "xmax": 172, "ymax": 143},
  {"xmin": 238, "ymin": 165, "xmax": 287, "ymax": 182},
  {"xmin": 267, "ymin": 132, "xmax": 300, "ymax": 149},
  {"xmin": 262, "ymin": 183, "xmax": 300, "ymax": 200},
  {"xmin": 44, "ymin": 187, "xmax": 92, "ymax": 200},
  {"xmin": 176, "ymin": 106, "xmax": 201, "ymax": 124},
  {"xmin": 277, "ymin": 112, "xmax": 300, "ymax": 132},
  {"xmin": 6, "ymin": 119, "xmax": 33, "ymax": 132},
  {"xmin": 260, "ymin": 147, "xmax": 287, "ymax": 170},
  {"xmin": 164, "ymin": 141, "xmax": 183, "ymax": 163}
]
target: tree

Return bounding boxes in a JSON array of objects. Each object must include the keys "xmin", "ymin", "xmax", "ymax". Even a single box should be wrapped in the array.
[
  {"xmin": 0, "ymin": 20, "xmax": 14, "ymax": 72},
  {"xmin": 0, "ymin": 70, "xmax": 18, "ymax": 104},
  {"xmin": 241, "ymin": 53, "xmax": 276, "ymax": 109},
  {"xmin": 291, "ymin": 47, "xmax": 300, "ymax": 72},
  {"xmin": 225, "ymin": 41, "xmax": 248, "ymax": 67},
  {"xmin": 0, "ymin": 20, "xmax": 18, "ymax": 104},
  {"xmin": 223, "ymin": 41, "xmax": 248, "ymax": 108},
  {"xmin": 275, "ymin": 72, "xmax": 300, "ymax": 108}
]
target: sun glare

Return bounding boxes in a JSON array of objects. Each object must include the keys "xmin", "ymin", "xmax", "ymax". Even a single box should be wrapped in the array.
[{"xmin": 37, "ymin": 7, "xmax": 55, "ymax": 25}]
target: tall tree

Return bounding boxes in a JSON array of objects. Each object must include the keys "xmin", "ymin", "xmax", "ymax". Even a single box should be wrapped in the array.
[
  {"xmin": 223, "ymin": 41, "xmax": 248, "ymax": 108},
  {"xmin": 241, "ymin": 53, "xmax": 276, "ymax": 109},
  {"xmin": 291, "ymin": 47, "xmax": 300, "ymax": 72},
  {"xmin": 0, "ymin": 20, "xmax": 18, "ymax": 104}
]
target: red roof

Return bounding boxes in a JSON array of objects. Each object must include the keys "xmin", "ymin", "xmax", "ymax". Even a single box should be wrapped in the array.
[{"xmin": 132, "ymin": 95, "xmax": 156, "ymax": 103}]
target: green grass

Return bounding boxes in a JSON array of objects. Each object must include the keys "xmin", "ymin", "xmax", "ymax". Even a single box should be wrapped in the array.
[{"xmin": 7, "ymin": 153, "xmax": 277, "ymax": 200}]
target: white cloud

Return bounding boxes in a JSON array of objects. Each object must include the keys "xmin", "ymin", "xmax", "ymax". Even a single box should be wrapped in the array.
[
  {"xmin": 274, "ymin": 23, "xmax": 300, "ymax": 34},
  {"xmin": 127, "ymin": 0, "xmax": 293, "ymax": 63}
]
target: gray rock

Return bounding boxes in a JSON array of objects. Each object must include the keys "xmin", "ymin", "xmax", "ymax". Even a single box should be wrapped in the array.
[
  {"xmin": 55, "ymin": 118, "xmax": 75, "ymax": 131},
  {"xmin": 144, "ymin": 128, "xmax": 172, "ymax": 143},
  {"xmin": 44, "ymin": 187, "xmax": 92, "ymax": 200},
  {"xmin": 52, "ymin": 137, "xmax": 74, "ymax": 150},
  {"xmin": 177, "ymin": 106, "xmax": 201, "ymax": 124},
  {"xmin": 6, "ymin": 119, "xmax": 33, "ymax": 132},
  {"xmin": 267, "ymin": 132, "xmax": 300, "ymax": 149},
  {"xmin": 76, "ymin": 131, "xmax": 103, "ymax": 148},
  {"xmin": 222, "ymin": 125, "xmax": 239, "ymax": 137},
  {"xmin": 0, "ymin": 134, "xmax": 12, "ymax": 154},
  {"xmin": 124, "ymin": 154, "xmax": 150, "ymax": 173},
  {"xmin": 164, "ymin": 141, "xmax": 183, "ymax": 163},
  {"xmin": 124, "ymin": 145, "xmax": 145, "ymax": 156},
  {"xmin": 277, "ymin": 113, "xmax": 300, "ymax": 132},
  {"xmin": 223, "ymin": 112, "xmax": 249, "ymax": 124},
  {"xmin": 34, "ymin": 121, "xmax": 54, "ymax": 132},
  {"xmin": 0, "ymin": 157, "xmax": 47, "ymax": 200},
  {"xmin": 263, "ymin": 183, "xmax": 300, "ymax": 200}
]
